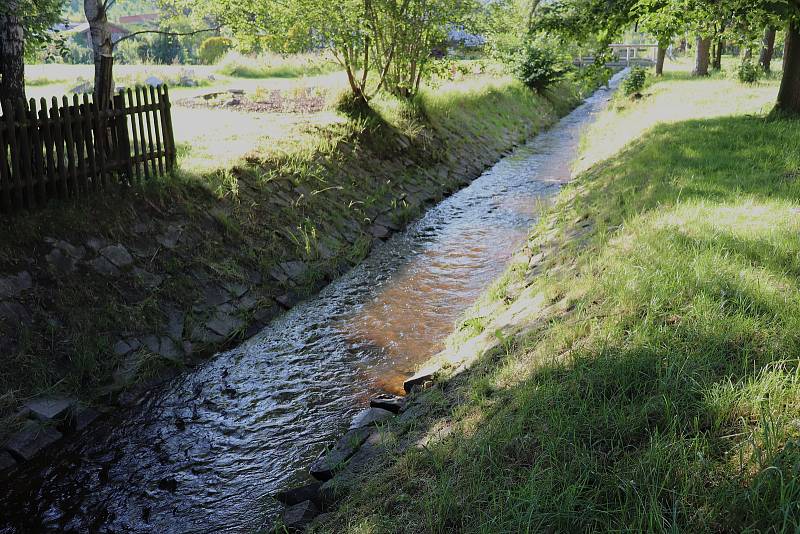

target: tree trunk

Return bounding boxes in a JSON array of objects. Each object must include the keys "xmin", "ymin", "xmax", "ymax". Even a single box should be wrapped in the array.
[
  {"xmin": 0, "ymin": 0, "xmax": 26, "ymax": 104},
  {"xmin": 775, "ymin": 21, "xmax": 800, "ymax": 116},
  {"xmin": 84, "ymin": 0, "xmax": 114, "ymax": 107},
  {"xmin": 712, "ymin": 40, "xmax": 723, "ymax": 70},
  {"xmin": 656, "ymin": 46, "xmax": 667, "ymax": 76},
  {"xmin": 744, "ymin": 47, "xmax": 753, "ymax": 60},
  {"xmin": 693, "ymin": 36, "xmax": 711, "ymax": 76},
  {"xmin": 760, "ymin": 26, "xmax": 777, "ymax": 73}
]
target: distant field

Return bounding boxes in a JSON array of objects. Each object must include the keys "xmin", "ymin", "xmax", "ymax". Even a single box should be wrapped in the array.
[{"xmin": 25, "ymin": 56, "xmax": 497, "ymax": 175}]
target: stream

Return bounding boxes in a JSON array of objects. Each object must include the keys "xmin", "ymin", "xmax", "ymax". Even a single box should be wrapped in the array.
[{"xmin": 0, "ymin": 73, "xmax": 622, "ymax": 533}]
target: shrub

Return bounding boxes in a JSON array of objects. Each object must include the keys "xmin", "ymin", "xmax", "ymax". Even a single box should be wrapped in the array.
[
  {"xmin": 511, "ymin": 40, "xmax": 571, "ymax": 93},
  {"xmin": 198, "ymin": 37, "xmax": 233, "ymax": 65},
  {"xmin": 738, "ymin": 60, "xmax": 761, "ymax": 84},
  {"xmin": 623, "ymin": 66, "xmax": 647, "ymax": 96}
]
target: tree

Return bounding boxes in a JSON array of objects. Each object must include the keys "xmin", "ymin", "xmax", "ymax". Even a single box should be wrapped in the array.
[
  {"xmin": 634, "ymin": 0, "xmax": 687, "ymax": 75},
  {"xmin": 0, "ymin": 1, "xmax": 25, "ymax": 103},
  {"xmin": 84, "ymin": 0, "xmax": 114, "ymax": 106},
  {"xmin": 171, "ymin": 0, "xmax": 476, "ymax": 103},
  {"xmin": 0, "ymin": 0, "xmax": 63, "ymax": 103},
  {"xmin": 693, "ymin": 35, "xmax": 711, "ymax": 75},
  {"xmin": 760, "ymin": 26, "xmax": 777, "ymax": 71}
]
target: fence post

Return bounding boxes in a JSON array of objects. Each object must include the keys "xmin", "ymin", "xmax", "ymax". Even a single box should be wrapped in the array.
[
  {"xmin": 38, "ymin": 98, "xmax": 57, "ymax": 200},
  {"xmin": 113, "ymin": 91, "xmax": 133, "ymax": 183},
  {"xmin": 161, "ymin": 85, "xmax": 177, "ymax": 171},
  {"xmin": 15, "ymin": 99, "xmax": 35, "ymax": 209}
]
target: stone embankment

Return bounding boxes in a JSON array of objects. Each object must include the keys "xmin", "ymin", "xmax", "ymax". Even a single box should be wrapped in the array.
[{"xmin": 0, "ymin": 83, "xmax": 577, "ymax": 474}]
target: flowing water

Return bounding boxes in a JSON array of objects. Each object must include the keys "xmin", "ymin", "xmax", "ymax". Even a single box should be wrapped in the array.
[{"xmin": 0, "ymin": 75, "xmax": 621, "ymax": 533}]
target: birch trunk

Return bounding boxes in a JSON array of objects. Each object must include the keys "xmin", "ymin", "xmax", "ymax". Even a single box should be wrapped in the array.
[
  {"xmin": 0, "ymin": 0, "xmax": 26, "ymax": 103},
  {"xmin": 84, "ymin": 0, "xmax": 114, "ymax": 106}
]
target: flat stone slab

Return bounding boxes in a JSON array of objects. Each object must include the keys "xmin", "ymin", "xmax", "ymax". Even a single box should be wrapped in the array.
[
  {"xmin": 320, "ymin": 430, "xmax": 388, "ymax": 501},
  {"xmin": 370, "ymin": 224, "xmax": 390, "ymax": 239},
  {"xmin": 0, "ymin": 271, "xmax": 32, "ymax": 299},
  {"xmin": 0, "ymin": 451, "xmax": 16, "ymax": 472},
  {"xmin": 0, "ymin": 301, "xmax": 29, "ymax": 325},
  {"xmin": 89, "ymin": 256, "xmax": 120, "ymax": 277},
  {"xmin": 157, "ymin": 225, "xmax": 182, "ymax": 249},
  {"xmin": 100, "ymin": 245, "xmax": 134, "ymax": 269},
  {"xmin": 370, "ymin": 394, "xmax": 407, "ymax": 414},
  {"xmin": 45, "ymin": 248, "xmax": 77, "ymax": 276},
  {"xmin": 132, "ymin": 267, "xmax": 163, "ymax": 289},
  {"xmin": 5, "ymin": 421, "xmax": 62, "ymax": 461},
  {"xmin": 280, "ymin": 261, "xmax": 307, "ymax": 281},
  {"xmin": 403, "ymin": 365, "xmax": 439, "ymax": 393},
  {"xmin": 143, "ymin": 335, "xmax": 183, "ymax": 362},
  {"xmin": 309, "ymin": 426, "xmax": 371, "ymax": 481},
  {"xmin": 279, "ymin": 500, "xmax": 319, "ymax": 532},
  {"xmin": 349, "ymin": 407, "xmax": 394, "ymax": 430},
  {"xmin": 24, "ymin": 397, "xmax": 75, "ymax": 422},
  {"xmin": 274, "ymin": 482, "xmax": 324, "ymax": 508},
  {"xmin": 72, "ymin": 405, "xmax": 101, "ymax": 432},
  {"xmin": 205, "ymin": 311, "xmax": 245, "ymax": 338}
]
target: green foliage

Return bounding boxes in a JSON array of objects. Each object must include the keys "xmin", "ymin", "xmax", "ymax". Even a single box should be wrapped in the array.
[
  {"xmin": 623, "ymin": 66, "xmax": 647, "ymax": 95},
  {"xmin": 511, "ymin": 38, "xmax": 572, "ymax": 93},
  {"xmin": 2, "ymin": 0, "xmax": 64, "ymax": 56},
  {"xmin": 116, "ymin": 39, "xmax": 144, "ymax": 64},
  {"xmin": 164, "ymin": 0, "xmax": 478, "ymax": 99},
  {"xmin": 738, "ymin": 59, "xmax": 762, "ymax": 84},
  {"xmin": 198, "ymin": 36, "xmax": 233, "ymax": 64}
]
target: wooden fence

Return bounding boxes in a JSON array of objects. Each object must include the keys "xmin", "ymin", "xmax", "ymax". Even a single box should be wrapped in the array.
[{"xmin": 0, "ymin": 85, "xmax": 176, "ymax": 213}]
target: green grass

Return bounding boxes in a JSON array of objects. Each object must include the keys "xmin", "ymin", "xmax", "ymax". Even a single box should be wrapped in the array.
[
  {"xmin": 216, "ymin": 52, "xmax": 342, "ymax": 79},
  {"xmin": 319, "ymin": 64, "xmax": 800, "ymax": 532}
]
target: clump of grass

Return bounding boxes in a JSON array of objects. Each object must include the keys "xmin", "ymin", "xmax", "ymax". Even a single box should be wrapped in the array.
[
  {"xmin": 319, "ymin": 63, "xmax": 800, "ymax": 532},
  {"xmin": 216, "ymin": 51, "xmax": 341, "ymax": 79}
]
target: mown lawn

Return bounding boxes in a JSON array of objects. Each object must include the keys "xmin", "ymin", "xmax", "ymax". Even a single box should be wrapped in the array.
[{"xmin": 319, "ymin": 67, "xmax": 800, "ymax": 532}]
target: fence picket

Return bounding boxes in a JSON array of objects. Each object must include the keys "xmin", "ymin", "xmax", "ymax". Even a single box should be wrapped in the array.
[
  {"xmin": 14, "ymin": 100, "xmax": 36, "ymax": 209},
  {"xmin": 50, "ymin": 97, "xmax": 69, "ymax": 198},
  {"xmin": 0, "ymin": 87, "xmax": 175, "ymax": 214},
  {"xmin": 39, "ymin": 98, "xmax": 56, "ymax": 200},
  {"xmin": 72, "ymin": 94, "xmax": 88, "ymax": 193},
  {"xmin": 81, "ymin": 95, "xmax": 98, "ymax": 191},
  {"xmin": 134, "ymin": 87, "xmax": 151, "ymax": 181},
  {"xmin": 28, "ymin": 99, "xmax": 46, "ymax": 205},
  {"xmin": 61, "ymin": 96, "xmax": 78, "ymax": 195},
  {"xmin": 142, "ymin": 87, "xmax": 157, "ymax": 178},
  {"xmin": 149, "ymin": 86, "xmax": 165, "ymax": 176},
  {"xmin": 162, "ymin": 86, "xmax": 176, "ymax": 170},
  {"xmin": 127, "ymin": 89, "xmax": 142, "ymax": 183}
]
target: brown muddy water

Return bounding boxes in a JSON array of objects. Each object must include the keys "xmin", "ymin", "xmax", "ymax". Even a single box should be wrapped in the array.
[{"xmin": 0, "ymin": 74, "xmax": 622, "ymax": 533}]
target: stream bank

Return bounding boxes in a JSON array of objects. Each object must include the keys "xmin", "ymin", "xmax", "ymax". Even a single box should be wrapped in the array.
[
  {"xmin": 0, "ymin": 75, "xmax": 613, "ymax": 533},
  {"xmin": 0, "ymin": 77, "xmax": 583, "ymax": 470}
]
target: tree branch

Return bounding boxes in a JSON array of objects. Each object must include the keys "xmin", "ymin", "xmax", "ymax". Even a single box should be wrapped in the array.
[{"xmin": 113, "ymin": 26, "xmax": 221, "ymax": 46}]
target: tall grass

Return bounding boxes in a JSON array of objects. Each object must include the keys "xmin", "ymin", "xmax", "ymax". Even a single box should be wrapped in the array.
[{"xmin": 216, "ymin": 51, "xmax": 341, "ymax": 79}]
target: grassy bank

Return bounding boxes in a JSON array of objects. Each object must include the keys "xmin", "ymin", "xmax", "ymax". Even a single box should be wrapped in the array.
[
  {"xmin": 0, "ymin": 75, "xmax": 586, "ymax": 449},
  {"xmin": 316, "ymin": 68, "xmax": 800, "ymax": 531}
]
